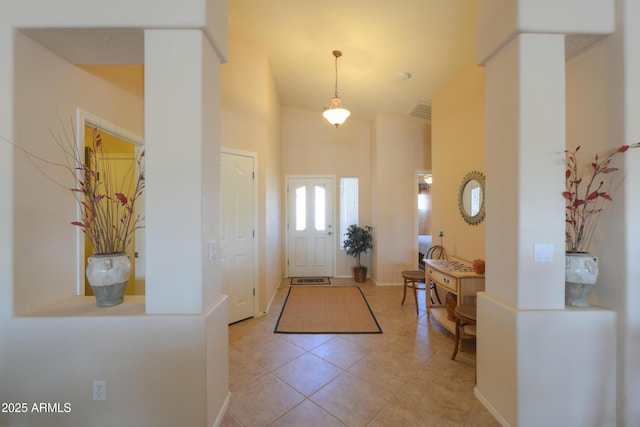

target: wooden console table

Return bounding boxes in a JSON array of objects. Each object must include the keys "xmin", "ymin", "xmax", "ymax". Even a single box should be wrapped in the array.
[{"xmin": 424, "ymin": 257, "xmax": 484, "ymax": 334}]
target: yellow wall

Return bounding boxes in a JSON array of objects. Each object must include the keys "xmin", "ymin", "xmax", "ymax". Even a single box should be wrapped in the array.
[
  {"xmin": 431, "ymin": 63, "xmax": 486, "ymax": 261},
  {"xmin": 73, "ymin": 67, "xmax": 144, "ymax": 297},
  {"xmin": 83, "ymin": 126, "xmax": 139, "ymax": 296},
  {"xmin": 77, "ymin": 65, "xmax": 144, "ymax": 99}
]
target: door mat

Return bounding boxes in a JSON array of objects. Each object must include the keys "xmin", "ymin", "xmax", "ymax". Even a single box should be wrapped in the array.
[
  {"xmin": 274, "ymin": 286, "xmax": 382, "ymax": 334},
  {"xmin": 290, "ymin": 277, "xmax": 331, "ymax": 285}
]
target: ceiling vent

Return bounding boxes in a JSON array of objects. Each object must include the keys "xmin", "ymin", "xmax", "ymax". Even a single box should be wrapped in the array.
[{"xmin": 408, "ymin": 101, "xmax": 432, "ymax": 121}]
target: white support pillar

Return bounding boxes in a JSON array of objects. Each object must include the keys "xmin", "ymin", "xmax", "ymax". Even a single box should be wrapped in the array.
[
  {"xmin": 484, "ymin": 33, "xmax": 566, "ymax": 310},
  {"xmin": 144, "ymin": 29, "xmax": 221, "ymax": 314},
  {"xmin": 476, "ymin": 1, "xmax": 617, "ymax": 425}
]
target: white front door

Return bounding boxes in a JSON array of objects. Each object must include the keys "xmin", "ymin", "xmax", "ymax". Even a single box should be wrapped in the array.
[
  {"xmin": 221, "ymin": 151, "xmax": 256, "ymax": 324},
  {"xmin": 287, "ymin": 176, "xmax": 335, "ymax": 277}
]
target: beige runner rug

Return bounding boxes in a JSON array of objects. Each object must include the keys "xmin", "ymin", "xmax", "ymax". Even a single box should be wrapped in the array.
[{"xmin": 274, "ymin": 286, "xmax": 382, "ymax": 334}]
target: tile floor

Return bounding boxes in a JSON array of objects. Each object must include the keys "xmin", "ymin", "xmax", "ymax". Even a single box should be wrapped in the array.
[{"xmin": 221, "ymin": 278, "xmax": 500, "ymax": 427}]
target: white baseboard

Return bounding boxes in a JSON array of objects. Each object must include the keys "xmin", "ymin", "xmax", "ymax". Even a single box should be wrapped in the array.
[
  {"xmin": 262, "ymin": 280, "xmax": 280, "ymax": 316},
  {"xmin": 474, "ymin": 387, "xmax": 509, "ymax": 427},
  {"xmin": 373, "ymin": 281, "xmax": 403, "ymax": 286},
  {"xmin": 212, "ymin": 392, "xmax": 231, "ymax": 427}
]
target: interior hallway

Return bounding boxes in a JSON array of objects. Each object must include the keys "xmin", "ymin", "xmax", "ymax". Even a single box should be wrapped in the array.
[{"xmin": 221, "ymin": 278, "xmax": 500, "ymax": 426}]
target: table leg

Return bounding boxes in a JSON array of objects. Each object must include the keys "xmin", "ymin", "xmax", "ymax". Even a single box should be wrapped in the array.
[{"xmin": 451, "ymin": 317, "xmax": 461, "ymax": 360}]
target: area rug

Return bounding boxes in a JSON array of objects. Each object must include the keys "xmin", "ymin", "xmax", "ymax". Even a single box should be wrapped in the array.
[
  {"xmin": 290, "ymin": 277, "xmax": 331, "ymax": 285},
  {"xmin": 274, "ymin": 286, "xmax": 382, "ymax": 334}
]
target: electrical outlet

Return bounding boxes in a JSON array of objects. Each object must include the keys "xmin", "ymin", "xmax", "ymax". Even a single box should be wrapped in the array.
[{"xmin": 93, "ymin": 380, "xmax": 106, "ymax": 401}]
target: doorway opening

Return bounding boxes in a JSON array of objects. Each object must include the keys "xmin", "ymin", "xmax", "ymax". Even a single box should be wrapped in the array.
[
  {"xmin": 417, "ymin": 171, "xmax": 433, "ymax": 270},
  {"xmin": 76, "ymin": 108, "xmax": 145, "ymax": 296},
  {"xmin": 285, "ymin": 176, "xmax": 335, "ymax": 278}
]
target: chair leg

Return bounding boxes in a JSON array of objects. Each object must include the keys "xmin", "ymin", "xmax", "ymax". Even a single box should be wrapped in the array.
[
  {"xmin": 433, "ymin": 283, "xmax": 442, "ymax": 305},
  {"xmin": 401, "ymin": 279, "xmax": 408, "ymax": 305},
  {"xmin": 430, "ymin": 281, "xmax": 442, "ymax": 305},
  {"xmin": 411, "ymin": 282, "xmax": 419, "ymax": 316}
]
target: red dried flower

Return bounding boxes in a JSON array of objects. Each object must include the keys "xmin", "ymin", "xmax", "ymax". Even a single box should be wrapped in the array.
[{"xmin": 565, "ymin": 142, "xmax": 640, "ymax": 252}]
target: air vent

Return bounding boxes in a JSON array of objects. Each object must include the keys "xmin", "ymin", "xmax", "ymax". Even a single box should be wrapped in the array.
[{"xmin": 408, "ymin": 101, "xmax": 432, "ymax": 121}]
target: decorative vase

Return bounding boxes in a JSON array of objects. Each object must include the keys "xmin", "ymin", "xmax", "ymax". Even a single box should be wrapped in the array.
[
  {"xmin": 354, "ymin": 267, "xmax": 367, "ymax": 282},
  {"xmin": 565, "ymin": 252, "xmax": 599, "ymax": 307},
  {"xmin": 86, "ymin": 253, "xmax": 131, "ymax": 307}
]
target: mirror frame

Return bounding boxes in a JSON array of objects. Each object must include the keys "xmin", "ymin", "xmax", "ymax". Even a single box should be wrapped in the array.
[{"xmin": 458, "ymin": 170, "xmax": 486, "ymax": 225}]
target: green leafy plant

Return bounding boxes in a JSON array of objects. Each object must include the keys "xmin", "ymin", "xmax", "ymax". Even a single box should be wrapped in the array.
[
  {"xmin": 343, "ymin": 224, "xmax": 373, "ymax": 270},
  {"xmin": 564, "ymin": 142, "xmax": 639, "ymax": 252}
]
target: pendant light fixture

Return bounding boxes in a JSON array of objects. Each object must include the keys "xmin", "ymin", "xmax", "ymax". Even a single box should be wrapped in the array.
[{"xmin": 322, "ymin": 50, "xmax": 351, "ymax": 127}]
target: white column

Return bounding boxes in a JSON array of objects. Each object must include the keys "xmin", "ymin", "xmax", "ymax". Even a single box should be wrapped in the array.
[
  {"xmin": 144, "ymin": 29, "xmax": 221, "ymax": 314},
  {"xmin": 485, "ymin": 34, "xmax": 566, "ymax": 310},
  {"xmin": 476, "ymin": 1, "xmax": 617, "ymax": 425}
]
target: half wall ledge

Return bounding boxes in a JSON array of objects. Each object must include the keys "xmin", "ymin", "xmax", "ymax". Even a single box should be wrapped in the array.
[{"xmin": 22, "ymin": 295, "xmax": 146, "ymax": 317}]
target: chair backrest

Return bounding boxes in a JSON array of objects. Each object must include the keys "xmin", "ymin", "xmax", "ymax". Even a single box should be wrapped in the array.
[{"xmin": 426, "ymin": 245, "xmax": 446, "ymax": 260}]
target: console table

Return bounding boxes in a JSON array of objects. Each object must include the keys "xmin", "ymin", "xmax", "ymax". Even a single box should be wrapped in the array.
[{"xmin": 424, "ymin": 257, "xmax": 484, "ymax": 334}]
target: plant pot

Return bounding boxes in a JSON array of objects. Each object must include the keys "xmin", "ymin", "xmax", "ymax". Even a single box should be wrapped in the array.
[
  {"xmin": 353, "ymin": 267, "xmax": 367, "ymax": 283},
  {"xmin": 565, "ymin": 252, "xmax": 598, "ymax": 307},
  {"xmin": 86, "ymin": 253, "xmax": 131, "ymax": 307}
]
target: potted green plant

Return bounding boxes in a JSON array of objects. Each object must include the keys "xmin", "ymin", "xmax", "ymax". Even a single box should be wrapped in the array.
[
  {"xmin": 343, "ymin": 224, "xmax": 373, "ymax": 282},
  {"xmin": 563, "ymin": 142, "xmax": 639, "ymax": 306}
]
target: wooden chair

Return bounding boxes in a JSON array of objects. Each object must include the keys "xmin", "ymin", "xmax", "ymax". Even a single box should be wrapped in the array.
[
  {"xmin": 425, "ymin": 245, "xmax": 446, "ymax": 305},
  {"xmin": 401, "ymin": 245, "xmax": 448, "ymax": 315},
  {"xmin": 401, "ymin": 270, "xmax": 425, "ymax": 315},
  {"xmin": 451, "ymin": 304, "xmax": 477, "ymax": 360}
]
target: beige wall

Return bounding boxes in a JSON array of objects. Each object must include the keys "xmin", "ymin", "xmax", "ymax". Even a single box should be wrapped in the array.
[
  {"xmin": 424, "ymin": 122, "xmax": 432, "ymax": 169},
  {"xmin": 279, "ymin": 109, "xmax": 430, "ymax": 283},
  {"xmin": 567, "ymin": 26, "xmax": 640, "ymax": 424},
  {"xmin": 280, "ymin": 106, "xmax": 372, "ymax": 277},
  {"xmin": 221, "ymin": 26, "xmax": 282, "ymax": 312},
  {"xmin": 3, "ymin": 27, "xmax": 228, "ymax": 427},
  {"xmin": 431, "ymin": 63, "xmax": 486, "ymax": 262},
  {"xmin": 12, "ymin": 34, "xmax": 145, "ymax": 314},
  {"xmin": 371, "ymin": 115, "xmax": 428, "ymax": 285}
]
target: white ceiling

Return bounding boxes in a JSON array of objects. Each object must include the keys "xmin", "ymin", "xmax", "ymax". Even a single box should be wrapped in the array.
[
  {"xmin": 228, "ymin": 0, "xmax": 477, "ymax": 123},
  {"xmin": 20, "ymin": 1, "xmax": 602, "ymax": 124},
  {"xmin": 22, "ymin": 28, "xmax": 144, "ymax": 65}
]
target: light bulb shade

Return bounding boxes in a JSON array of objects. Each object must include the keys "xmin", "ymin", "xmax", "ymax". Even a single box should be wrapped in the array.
[{"xmin": 323, "ymin": 97, "xmax": 351, "ymax": 127}]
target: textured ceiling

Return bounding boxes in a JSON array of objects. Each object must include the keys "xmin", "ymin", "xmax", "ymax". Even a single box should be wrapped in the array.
[
  {"xmin": 21, "ymin": 28, "xmax": 144, "ymax": 65},
  {"xmin": 20, "ymin": 2, "xmax": 603, "ymax": 124}
]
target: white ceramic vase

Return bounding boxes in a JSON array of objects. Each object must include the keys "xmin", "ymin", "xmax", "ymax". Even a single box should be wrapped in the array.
[
  {"xmin": 565, "ymin": 252, "xmax": 599, "ymax": 307},
  {"xmin": 86, "ymin": 253, "xmax": 131, "ymax": 307}
]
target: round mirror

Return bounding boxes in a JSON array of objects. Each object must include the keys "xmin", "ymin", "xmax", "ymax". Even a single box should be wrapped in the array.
[{"xmin": 458, "ymin": 171, "xmax": 485, "ymax": 225}]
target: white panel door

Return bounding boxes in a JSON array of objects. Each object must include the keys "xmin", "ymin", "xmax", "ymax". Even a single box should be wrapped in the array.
[
  {"xmin": 221, "ymin": 152, "xmax": 256, "ymax": 324},
  {"xmin": 287, "ymin": 176, "xmax": 334, "ymax": 277}
]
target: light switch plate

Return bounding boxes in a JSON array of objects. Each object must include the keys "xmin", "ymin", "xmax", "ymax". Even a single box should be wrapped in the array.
[
  {"xmin": 534, "ymin": 244, "xmax": 553, "ymax": 263},
  {"xmin": 209, "ymin": 240, "xmax": 217, "ymax": 261}
]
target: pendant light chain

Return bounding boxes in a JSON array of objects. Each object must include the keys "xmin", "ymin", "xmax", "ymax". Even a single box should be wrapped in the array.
[
  {"xmin": 334, "ymin": 53, "xmax": 340, "ymax": 98},
  {"xmin": 322, "ymin": 50, "xmax": 350, "ymax": 127}
]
